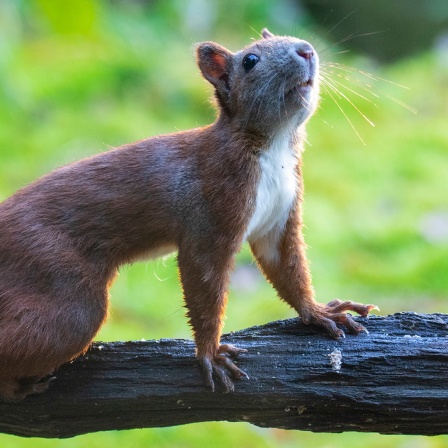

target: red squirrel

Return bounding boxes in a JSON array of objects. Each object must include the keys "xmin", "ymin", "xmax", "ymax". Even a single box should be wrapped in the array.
[{"xmin": 0, "ymin": 29, "xmax": 377, "ymax": 400}]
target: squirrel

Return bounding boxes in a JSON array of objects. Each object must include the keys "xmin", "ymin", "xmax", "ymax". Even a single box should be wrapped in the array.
[{"xmin": 0, "ymin": 28, "xmax": 378, "ymax": 401}]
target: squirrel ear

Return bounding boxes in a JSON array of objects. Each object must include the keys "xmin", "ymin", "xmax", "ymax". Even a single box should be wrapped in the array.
[
  {"xmin": 196, "ymin": 42, "xmax": 233, "ymax": 91},
  {"xmin": 261, "ymin": 28, "xmax": 275, "ymax": 39}
]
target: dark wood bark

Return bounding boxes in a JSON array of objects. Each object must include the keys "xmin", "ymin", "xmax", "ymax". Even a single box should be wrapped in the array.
[{"xmin": 1, "ymin": 312, "xmax": 448, "ymax": 438}]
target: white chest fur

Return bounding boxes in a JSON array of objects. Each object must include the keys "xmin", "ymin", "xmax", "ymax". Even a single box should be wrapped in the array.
[{"xmin": 244, "ymin": 131, "xmax": 298, "ymax": 245}]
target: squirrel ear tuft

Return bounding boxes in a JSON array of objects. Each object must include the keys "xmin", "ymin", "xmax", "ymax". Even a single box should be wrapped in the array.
[
  {"xmin": 196, "ymin": 42, "xmax": 233, "ymax": 91},
  {"xmin": 261, "ymin": 28, "xmax": 275, "ymax": 39}
]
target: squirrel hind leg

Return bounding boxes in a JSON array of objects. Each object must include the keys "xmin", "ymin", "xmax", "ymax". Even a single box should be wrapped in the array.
[{"xmin": 0, "ymin": 375, "xmax": 55, "ymax": 402}]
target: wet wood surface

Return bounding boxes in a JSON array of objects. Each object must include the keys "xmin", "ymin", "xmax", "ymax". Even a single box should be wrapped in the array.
[{"xmin": 1, "ymin": 312, "xmax": 448, "ymax": 438}]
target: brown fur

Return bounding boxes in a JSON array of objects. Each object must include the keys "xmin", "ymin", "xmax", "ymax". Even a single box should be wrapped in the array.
[{"xmin": 0, "ymin": 29, "xmax": 376, "ymax": 400}]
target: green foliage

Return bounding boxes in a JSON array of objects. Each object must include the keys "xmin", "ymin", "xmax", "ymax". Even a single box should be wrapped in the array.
[{"xmin": 1, "ymin": 0, "xmax": 447, "ymax": 447}]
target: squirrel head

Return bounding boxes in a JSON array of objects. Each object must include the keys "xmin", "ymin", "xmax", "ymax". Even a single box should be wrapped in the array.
[{"xmin": 196, "ymin": 28, "xmax": 320, "ymax": 136}]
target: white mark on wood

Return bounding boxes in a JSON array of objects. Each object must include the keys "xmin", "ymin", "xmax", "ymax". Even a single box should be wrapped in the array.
[{"xmin": 328, "ymin": 348, "xmax": 342, "ymax": 372}]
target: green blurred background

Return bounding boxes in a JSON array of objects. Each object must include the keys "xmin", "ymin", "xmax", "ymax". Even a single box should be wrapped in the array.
[{"xmin": 0, "ymin": 0, "xmax": 447, "ymax": 447}]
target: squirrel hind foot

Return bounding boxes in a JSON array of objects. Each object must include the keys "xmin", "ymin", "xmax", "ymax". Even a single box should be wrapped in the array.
[{"xmin": 0, "ymin": 375, "xmax": 56, "ymax": 402}]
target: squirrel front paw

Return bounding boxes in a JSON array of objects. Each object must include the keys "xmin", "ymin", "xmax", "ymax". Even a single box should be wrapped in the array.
[
  {"xmin": 198, "ymin": 344, "xmax": 249, "ymax": 393},
  {"xmin": 301, "ymin": 299, "xmax": 379, "ymax": 339}
]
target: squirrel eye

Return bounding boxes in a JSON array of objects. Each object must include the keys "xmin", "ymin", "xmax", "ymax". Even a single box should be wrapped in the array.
[{"xmin": 242, "ymin": 54, "xmax": 259, "ymax": 72}]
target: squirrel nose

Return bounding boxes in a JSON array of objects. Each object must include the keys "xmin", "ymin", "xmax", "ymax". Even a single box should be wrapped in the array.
[
  {"xmin": 295, "ymin": 42, "xmax": 315, "ymax": 60},
  {"xmin": 297, "ymin": 49, "xmax": 313, "ymax": 60}
]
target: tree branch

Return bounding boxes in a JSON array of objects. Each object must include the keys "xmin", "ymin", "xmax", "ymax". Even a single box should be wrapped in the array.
[{"xmin": 1, "ymin": 312, "xmax": 448, "ymax": 438}]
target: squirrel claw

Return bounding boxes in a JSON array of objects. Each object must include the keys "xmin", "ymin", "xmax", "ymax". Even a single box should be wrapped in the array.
[
  {"xmin": 218, "ymin": 344, "xmax": 248, "ymax": 357},
  {"xmin": 302, "ymin": 299, "xmax": 379, "ymax": 339},
  {"xmin": 199, "ymin": 344, "xmax": 248, "ymax": 393}
]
